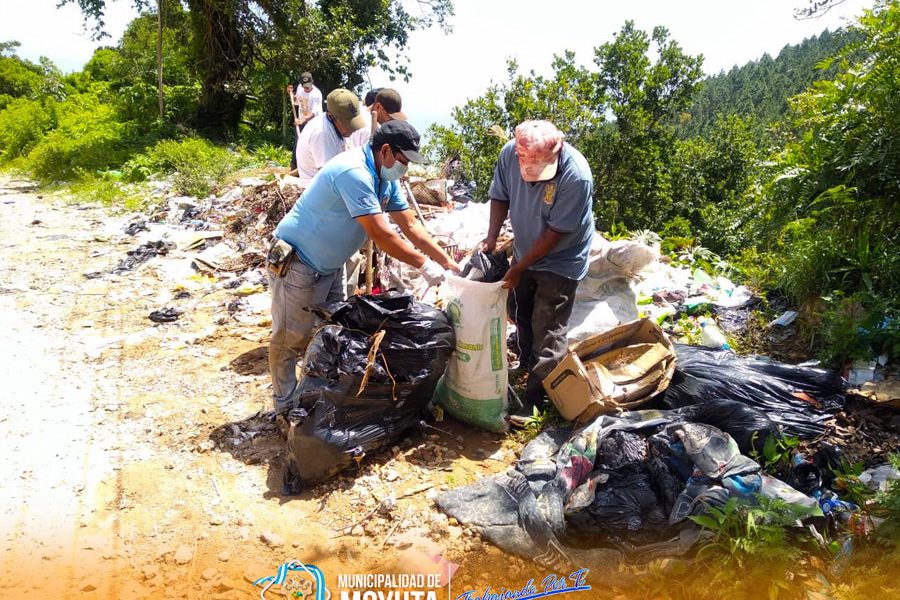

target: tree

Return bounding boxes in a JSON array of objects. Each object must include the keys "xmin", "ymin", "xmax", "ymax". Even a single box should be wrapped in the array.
[
  {"xmin": 62, "ymin": 0, "xmax": 454, "ymax": 137},
  {"xmin": 0, "ymin": 42, "xmax": 44, "ymax": 107},
  {"xmin": 427, "ymin": 21, "xmax": 706, "ymax": 234},
  {"xmin": 427, "ymin": 53, "xmax": 600, "ymax": 196},
  {"xmin": 589, "ymin": 22, "xmax": 704, "ymax": 230},
  {"xmin": 794, "ymin": 0, "xmax": 851, "ymax": 20},
  {"xmin": 82, "ymin": 5, "xmax": 197, "ymax": 128}
]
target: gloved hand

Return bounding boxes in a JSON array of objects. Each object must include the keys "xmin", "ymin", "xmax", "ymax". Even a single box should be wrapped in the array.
[{"xmin": 419, "ymin": 258, "xmax": 446, "ymax": 286}]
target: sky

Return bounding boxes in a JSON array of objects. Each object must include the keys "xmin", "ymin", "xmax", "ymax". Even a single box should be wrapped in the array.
[{"xmin": 0, "ymin": 0, "xmax": 866, "ymax": 132}]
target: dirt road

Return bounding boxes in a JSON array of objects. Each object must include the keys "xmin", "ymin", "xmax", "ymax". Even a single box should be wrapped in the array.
[{"xmin": 0, "ymin": 178, "xmax": 526, "ymax": 599}]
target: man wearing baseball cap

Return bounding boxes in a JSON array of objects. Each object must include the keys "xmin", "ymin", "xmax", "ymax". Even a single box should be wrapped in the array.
[
  {"xmin": 349, "ymin": 87, "xmax": 384, "ymax": 147},
  {"xmin": 294, "ymin": 72, "xmax": 323, "ymax": 124},
  {"xmin": 481, "ymin": 120, "xmax": 595, "ymax": 426},
  {"xmin": 372, "ymin": 88, "xmax": 407, "ymax": 123},
  {"xmin": 268, "ymin": 120, "xmax": 461, "ymax": 416},
  {"xmin": 289, "ymin": 71, "xmax": 323, "ymax": 169},
  {"xmin": 294, "ymin": 88, "xmax": 368, "ymax": 187}
]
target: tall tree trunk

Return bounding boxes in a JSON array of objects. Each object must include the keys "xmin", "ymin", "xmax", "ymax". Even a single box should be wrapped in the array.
[
  {"xmin": 156, "ymin": 0, "xmax": 165, "ymax": 119},
  {"xmin": 188, "ymin": 0, "xmax": 246, "ymax": 138}
]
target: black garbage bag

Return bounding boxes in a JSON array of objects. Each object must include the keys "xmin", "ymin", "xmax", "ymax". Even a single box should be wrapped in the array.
[
  {"xmin": 674, "ymin": 399, "xmax": 779, "ymax": 455},
  {"xmin": 283, "ymin": 293, "xmax": 454, "ymax": 492},
  {"xmin": 597, "ymin": 431, "xmax": 648, "ymax": 471},
  {"xmin": 662, "ymin": 345, "xmax": 845, "ymax": 439},
  {"xmin": 564, "ymin": 470, "xmax": 670, "ymax": 546},
  {"xmin": 813, "ymin": 442, "xmax": 847, "ymax": 488},
  {"xmin": 461, "ymin": 250, "xmax": 509, "ymax": 283}
]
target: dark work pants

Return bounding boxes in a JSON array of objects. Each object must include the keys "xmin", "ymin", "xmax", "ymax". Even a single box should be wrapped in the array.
[{"xmin": 507, "ymin": 267, "xmax": 579, "ymax": 405}]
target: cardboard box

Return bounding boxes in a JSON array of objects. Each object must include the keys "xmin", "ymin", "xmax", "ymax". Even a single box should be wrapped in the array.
[{"xmin": 543, "ymin": 318, "xmax": 676, "ymax": 422}]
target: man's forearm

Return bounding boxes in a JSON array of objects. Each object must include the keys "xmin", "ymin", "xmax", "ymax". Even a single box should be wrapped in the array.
[
  {"xmin": 486, "ymin": 199, "xmax": 510, "ymax": 242},
  {"xmin": 404, "ymin": 221, "xmax": 454, "ymax": 268},
  {"xmin": 372, "ymin": 228, "xmax": 427, "ymax": 269}
]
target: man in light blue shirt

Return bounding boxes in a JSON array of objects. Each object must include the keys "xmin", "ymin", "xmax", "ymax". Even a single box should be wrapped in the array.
[
  {"xmin": 269, "ymin": 120, "xmax": 460, "ymax": 415},
  {"xmin": 483, "ymin": 120, "xmax": 595, "ymax": 426}
]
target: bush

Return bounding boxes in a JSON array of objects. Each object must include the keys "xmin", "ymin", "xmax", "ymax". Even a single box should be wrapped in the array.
[
  {"xmin": 0, "ymin": 97, "xmax": 56, "ymax": 162},
  {"xmin": 250, "ymin": 142, "xmax": 290, "ymax": 166},
  {"xmin": 22, "ymin": 92, "xmax": 131, "ymax": 181},
  {"xmin": 818, "ymin": 291, "xmax": 900, "ymax": 367},
  {"xmin": 134, "ymin": 137, "xmax": 244, "ymax": 196},
  {"xmin": 730, "ymin": 246, "xmax": 778, "ymax": 292}
]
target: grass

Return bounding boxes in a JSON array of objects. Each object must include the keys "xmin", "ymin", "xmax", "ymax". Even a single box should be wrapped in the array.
[{"xmin": 52, "ymin": 176, "xmax": 149, "ymax": 212}]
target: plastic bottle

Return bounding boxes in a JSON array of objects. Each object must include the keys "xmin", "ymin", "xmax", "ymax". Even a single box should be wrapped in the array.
[{"xmin": 699, "ymin": 317, "xmax": 730, "ymax": 350}]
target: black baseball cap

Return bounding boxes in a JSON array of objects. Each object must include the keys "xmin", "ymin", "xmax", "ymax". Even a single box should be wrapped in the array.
[
  {"xmin": 299, "ymin": 72, "xmax": 313, "ymax": 84},
  {"xmin": 364, "ymin": 87, "xmax": 383, "ymax": 107},
  {"xmin": 372, "ymin": 120, "xmax": 427, "ymax": 164}
]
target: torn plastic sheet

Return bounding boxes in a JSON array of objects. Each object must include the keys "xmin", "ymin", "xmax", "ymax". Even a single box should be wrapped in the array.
[
  {"xmin": 566, "ymin": 237, "xmax": 659, "ymax": 344},
  {"xmin": 111, "ymin": 240, "xmax": 174, "ymax": 274}
]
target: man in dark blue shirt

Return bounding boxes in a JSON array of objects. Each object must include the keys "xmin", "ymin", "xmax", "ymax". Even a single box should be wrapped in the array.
[{"xmin": 482, "ymin": 120, "xmax": 595, "ymax": 426}]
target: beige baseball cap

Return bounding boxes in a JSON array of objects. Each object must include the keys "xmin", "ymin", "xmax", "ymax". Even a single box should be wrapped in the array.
[{"xmin": 326, "ymin": 89, "xmax": 367, "ymax": 132}]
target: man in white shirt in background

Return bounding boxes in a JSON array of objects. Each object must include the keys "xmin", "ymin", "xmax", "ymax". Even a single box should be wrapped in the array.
[
  {"xmin": 290, "ymin": 71, "xmax": 324, "ymax": 170},
  {"xmin": 295, "ymin": 89, "xmax": 367, "ymax": 188},
  {"xmin": 294, "ymin": 71, "xmax": 323, "ymax": 127}
]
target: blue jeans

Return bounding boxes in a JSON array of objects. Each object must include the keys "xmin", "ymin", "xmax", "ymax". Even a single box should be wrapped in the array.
[{"xmin": 268, "ymin": 254, "xmax": 345, "ymax": 414}]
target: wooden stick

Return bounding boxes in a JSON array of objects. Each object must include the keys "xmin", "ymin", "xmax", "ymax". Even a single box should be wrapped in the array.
[
  {"xmin": 286, "ymin": 84, "xmax": 300, "ymax": 139},
  {"xmin": 402, "ymin": 181, "xmax": 428, "ymax": 230},
  {"xmin": 365, "ymin": 239, "xmax": 374, "ymax": 293}
]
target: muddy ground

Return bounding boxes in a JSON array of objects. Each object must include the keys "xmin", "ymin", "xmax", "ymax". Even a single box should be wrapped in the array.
[
  {"xmin": 0, "ymin": 177, "xmax": 571, "ymax": 600},
  {"xmin": 4, "ymin": 176, "xmax": 897, "ymax": 600}
]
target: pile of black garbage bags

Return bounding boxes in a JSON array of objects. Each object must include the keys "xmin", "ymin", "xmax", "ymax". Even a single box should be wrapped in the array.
[
  {"xmin": 438, "ymin": 344, "xmax": 850, "ymax": 568},
  {"xmin": 282, "ymin": 292, "xmax": 453, "ymax": 494}
]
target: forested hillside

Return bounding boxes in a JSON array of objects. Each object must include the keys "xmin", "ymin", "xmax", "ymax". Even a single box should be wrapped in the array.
[
  {"xmin": 677, "ymin": 28, "xmax": 854, "ymax": 143},
  {"xmin": 428, "ymin": 1, "xmax": 899, "ymax": 366}
]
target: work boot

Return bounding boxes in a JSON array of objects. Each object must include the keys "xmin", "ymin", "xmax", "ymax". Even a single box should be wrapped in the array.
[
  {"xmin": 508, "ymin": 400, "xmax": 539, "ymax": 428},
  {"xmin": 508, "ymin": 376, "xmax": 547, "ymax": 428}
]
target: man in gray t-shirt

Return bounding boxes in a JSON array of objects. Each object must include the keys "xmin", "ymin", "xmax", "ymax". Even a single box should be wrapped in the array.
[{"xmin": 482, "ymin": 120, "xmax": 595, "ymax": 426}]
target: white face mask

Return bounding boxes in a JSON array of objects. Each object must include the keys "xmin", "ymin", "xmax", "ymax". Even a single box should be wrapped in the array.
[{"xmin": 380, "ymin": 153, "xmax": 408, "ymax": 181}]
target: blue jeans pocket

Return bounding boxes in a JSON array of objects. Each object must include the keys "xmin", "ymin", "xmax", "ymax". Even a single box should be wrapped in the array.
[{"xmin": 284, "ymin": 257, "xmax": 319, "ymax": 290}]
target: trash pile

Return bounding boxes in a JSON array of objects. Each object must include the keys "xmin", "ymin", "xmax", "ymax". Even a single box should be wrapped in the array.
[
  {"xmin": 94, "ymin": 166, "xmax": 898, "ymax": 571},
  {"xmin": 436, "ymin": 392, "xmax": 894, "ymax": 567}
]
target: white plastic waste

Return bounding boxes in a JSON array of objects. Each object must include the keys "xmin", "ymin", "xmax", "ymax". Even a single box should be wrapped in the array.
[
  {"xmin": 567, "ymin": 235, "xmax": 659, "ymax": 344},
  {"xmin": 699, "ymin": 317, "xmax": 730, "ymax": 350},
  {"xmin": 859, "ymin": 464, "xmax": 900, "ymax": 493}
]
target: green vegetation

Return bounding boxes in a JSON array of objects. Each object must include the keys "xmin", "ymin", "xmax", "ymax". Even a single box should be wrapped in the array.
[
  {"xmin": 624, "ymin": 454, "xmax": 900, "ymax": 599},
  {"xmin": 0, "ymin": 2, "xmax": 897, "ymax": 369},
  {"xmin": 676, "ymin": 28, "xmax": 854, "ymax": 144},
  {"xmin": 428, "ymin": 1, "xmax": 900, "ymax": 368},
  {"xmin": 61, "ymin": 0, "xmax": 453, "ymax": 136}
]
